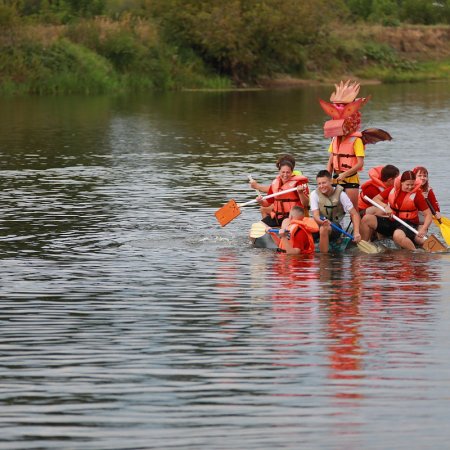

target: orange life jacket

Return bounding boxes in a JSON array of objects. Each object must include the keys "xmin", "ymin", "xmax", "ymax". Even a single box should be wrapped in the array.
[
  {"xmin": 331, "ymin": 132, "xmax": 363, "ymax": 172},
  {"xmin": 270, "ymin": 175, "xmax": 309, "ymax": 220},
  {"xmin": 278, "ymin": 217, "xmax": 319, "ymax": 254},
  {"xmin": 388, "ymin": 177, "xmax": 422, "ymax": 221},
  {"xmin": 358, "ymin": 166, "xmax": 387, "ymax": 210}
]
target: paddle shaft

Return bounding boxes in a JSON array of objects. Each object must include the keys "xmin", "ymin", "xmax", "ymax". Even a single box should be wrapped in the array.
[
  {"xmin": 424, "ymin": 197, "xmax": 442, "ymax": 223},
  {"xmin": 248, "ymin": 174, "xmax": 260, "ymax": 196},
  {"xmin": 239, "ymin": 186, "xmax": 300, "ymax": 207},
  {"xmin": 320, "ymin": 216, "xmax": 353, "ymax": 239},
  {"xmin": 363, "ymin": 195, "xmax": 420, "ymax": 236}
]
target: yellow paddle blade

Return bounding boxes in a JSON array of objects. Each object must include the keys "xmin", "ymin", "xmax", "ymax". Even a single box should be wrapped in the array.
[
  {"xmin": 432, "ymin": 219, "xmax": 450, "ymax": 246},
  {"xmin": 249, "ymin": 222, "xmax": 268, "ymax": 239},
  {"xmin": 437, "ymin": 216, "xmax": 450, "ymax": 227},
  {"xmin": 423, "ymin": 234, "xmax": 447, "ymax": 253},
  {"xmin": 357, "ymin": 240, "xmax": 382, "ymax": 254},
  {"xmin": 215, "ymin": 199, "xmax": 241, "ymax": 227}
]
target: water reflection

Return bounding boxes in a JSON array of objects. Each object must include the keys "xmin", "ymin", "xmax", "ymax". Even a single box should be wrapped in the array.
[{"xmin": 0, "ymin": 84, "xmax": 450, "ymax": 448}]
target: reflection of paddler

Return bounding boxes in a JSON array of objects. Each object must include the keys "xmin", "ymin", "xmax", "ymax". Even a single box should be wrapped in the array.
[
  {"xmin": 278, "ymin": 206, "xmax": 319, "ymax": 255},
  {"xmin": 255, "ymin": 154, "xmax": 310, "ymax": 227}
]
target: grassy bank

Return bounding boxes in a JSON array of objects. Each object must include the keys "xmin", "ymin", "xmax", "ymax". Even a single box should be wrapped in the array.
[{"xmin": 1, "ymin": 18, "xmax": 450, "ymax": 96}]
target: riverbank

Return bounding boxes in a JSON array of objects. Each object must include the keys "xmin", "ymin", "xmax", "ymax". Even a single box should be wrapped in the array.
[{"xmin": 1, "ymin": 20, "xmax": 450, "ymax": 96}]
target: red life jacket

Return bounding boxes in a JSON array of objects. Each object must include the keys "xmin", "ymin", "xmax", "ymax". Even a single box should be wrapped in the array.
[
  {"xmin": 278, "ymin": 218, "xmax": 318, "ymax": 254},
  {"xmin": 358, "ymin": 166, "xmax": 387, "ymax": 210},
  {"xmin": 331, "ymin": 132, "xmax": 363, "ymax": 172},
  {"xmin": 270, "ymin": 175, "xmax": 309, "ymax": 220},
  {"xmin": 388, "ymin": 177, "xmax": 422, "ymax": 221}
]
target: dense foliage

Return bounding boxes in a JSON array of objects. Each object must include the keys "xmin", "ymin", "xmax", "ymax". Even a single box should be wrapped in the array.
[{"xmin": 0, "ymin": 0, "xmax": 450, "ymax": 94}]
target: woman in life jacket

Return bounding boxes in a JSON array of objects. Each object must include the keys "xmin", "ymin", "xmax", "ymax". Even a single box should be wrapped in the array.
[
  {"xmin": 256, "ymin": 155, "xmax": 309, "ymax": 227},
  {"xmin": 278, "ymin": 206, "xmax": 319, "ymax": 255},
  {"xmin": 358, "ymin": 164, "xmax": 399, "ymax": 216},
  {"xmin": 412, "ymin": 166, "xmax": 441, "ymax": 221},
  {"xmin": 360, "ymin": 170, "xmax": 433, "ymax": 250}
]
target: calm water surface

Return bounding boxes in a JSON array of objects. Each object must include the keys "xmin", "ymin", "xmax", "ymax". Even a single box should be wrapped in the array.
[{"xmin": 0, "ymin": 83, "xmax": 450, "ymax": 449}]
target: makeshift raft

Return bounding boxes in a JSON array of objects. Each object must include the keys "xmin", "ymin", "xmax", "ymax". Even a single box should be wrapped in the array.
[{"xmin": 250, "ymin": 224, "xmax": 352, "ymax": 253}]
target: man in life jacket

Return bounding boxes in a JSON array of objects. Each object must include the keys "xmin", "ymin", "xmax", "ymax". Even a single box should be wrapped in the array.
[
  {"xmin": 278, "ymin": 206, "xmax": 319, "ymax": 255},
  {"xmin": 358, "ymin": 164, "xmax": 399, "ymax": 216},
  {"xmin": 360, "ymin": 170, "xmax": 432, "ymax": 250},
  {"xmin": 310, "ymin": 170, "xmax": 361, "ymax": 253}
]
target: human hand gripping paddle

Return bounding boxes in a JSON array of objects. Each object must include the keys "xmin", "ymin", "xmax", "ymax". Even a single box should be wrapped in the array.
[
  {"xmin": 364, "ymin": 195, "xmax": 447, "ymax": 253},
  {"xmin": 215, "ymin": 186, "xmax": 302, "ymax": 227},
  {"xmin": 320, "ymin": 216, "xmax": 381, "ymax": 254},
  {"xmin": 424, "ymin": 197, "xmax": 450, "ymax": 246},
  {"xmin": 248, "ymin": 174, "xmax": 260, "ymax": 196}
]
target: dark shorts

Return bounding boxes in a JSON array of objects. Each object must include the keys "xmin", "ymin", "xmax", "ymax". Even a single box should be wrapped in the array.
[
  {"xmin": 332, "ymin": 174, "xmax": 359, "ymax": 189},
  {"xmin": 262, "ymin": 215, "xmax": 287, "ymax": 228},
  {"xmin": 313, "ymin": 226, "xmax": 342, "ymax": 243},
  {"xmin": 340, "ymin": 182, "xmax": 360, "ymax": 189},
  {"xmin": 376, "ymin": 217, "xmax": 418, "ymax": 241}
]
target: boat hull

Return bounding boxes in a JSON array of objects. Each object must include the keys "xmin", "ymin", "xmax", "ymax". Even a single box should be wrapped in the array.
[{"xmin": 250, "ymin": 225, "xmax": 352, "ymax": 253}]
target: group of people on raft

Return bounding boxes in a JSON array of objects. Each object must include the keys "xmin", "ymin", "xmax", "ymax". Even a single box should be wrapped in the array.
[{"xmin": 249, "ymin": 80, "xmax": 442, "ymax": 255}]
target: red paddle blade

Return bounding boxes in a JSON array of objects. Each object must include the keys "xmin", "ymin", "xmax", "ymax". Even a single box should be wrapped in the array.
[{"xmin": 215, "ymin": 199, "xmax": 241, "ymax": 227}]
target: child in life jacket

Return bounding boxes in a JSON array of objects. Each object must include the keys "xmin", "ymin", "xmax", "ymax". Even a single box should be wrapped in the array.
[
  {"xmin": 358, "ymin": 164, "xmax": 399, "ymax": 216},
  {"xmin": 412, "ymin": 166, "xmax": 441, "ymax": 221},
  {"xmin": 278, "ymin": 206, "xmax": 319, "ymax": 255}
]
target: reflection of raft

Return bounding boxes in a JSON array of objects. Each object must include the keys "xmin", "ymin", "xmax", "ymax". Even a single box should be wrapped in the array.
[{"xmin": 250, "ymin": 225, "xmax": 352, "ymax": 253}]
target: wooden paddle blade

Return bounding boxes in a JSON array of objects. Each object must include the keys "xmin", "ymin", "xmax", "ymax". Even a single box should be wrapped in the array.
[
  {"xmin": 215, "ymin": 199, "xmax": 241, "ymax": 226},
  {"xmin": 357, "ymin": 240, "xmax": 382, "ymax": 254},
  {"xmin": 249, "ymin": 222, "xmax": 268, "ymax": 239},
  {"xmin": 423, "ymin": 234, "xmax": 447, "ymax": 253}
]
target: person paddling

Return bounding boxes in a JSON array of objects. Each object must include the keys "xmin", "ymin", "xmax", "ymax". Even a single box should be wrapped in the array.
[
  {"xmin": 256, "ymin": 155, "xmax": 309, "ymax": 227},
  {"xmin": 412, "ymin": 166, "xmax": 441, "ymax": 221},
  {"xmin": 360, "ymin": 170, "xmax": 432, "ymax": 250},
  {"xmin": 310, "ymin": 170, "xmax": 362, "ymax": 253},
  {"xmin": 278, "ymin": 206, "xmax": 319, "ymax": 255},
  {"xmin": 358, "ymin": 164, "xmax": 399, "ymax": 216}
]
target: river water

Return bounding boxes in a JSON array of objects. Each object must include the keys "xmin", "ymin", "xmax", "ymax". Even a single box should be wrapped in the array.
[{"xmin": 1, "ymin": 83, "xmax": 450, "ymax": 449}]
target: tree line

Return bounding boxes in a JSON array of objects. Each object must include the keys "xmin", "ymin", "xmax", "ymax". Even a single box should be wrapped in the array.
[{"xmin": 0, "ymin": 0, "xmax": 449, "ymax": 94}]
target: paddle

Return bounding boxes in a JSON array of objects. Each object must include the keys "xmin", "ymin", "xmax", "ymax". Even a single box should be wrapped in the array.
[
  {"xmin": 249, "ymin": 222, "xmax": 281, "ymax": 239},
  {"xmin": 248, "ymin": 174, "xmax": 260, "ymax": 195},
  {"xmin": 364, "ymin": 195, "xmax": 447, "ymax": 253},
  {"xmin": 320, "ymin": 216, "xmax": 381, "ymax": 254},
  {"xmin": 215, "ymin": 186, "xmax": 300, "ymax": 227},
  {"xmin": 424, "ymin": 197, "xmax": 450, "ymax": 246}
]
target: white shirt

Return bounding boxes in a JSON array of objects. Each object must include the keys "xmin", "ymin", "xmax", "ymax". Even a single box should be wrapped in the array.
[{"xmin": 310, "ymin": 188, "xmax": 354, "ymax": 225}]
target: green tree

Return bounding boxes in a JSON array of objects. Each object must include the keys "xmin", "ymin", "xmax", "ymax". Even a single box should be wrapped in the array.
[
  {"xmin": 399, "ymin": 0, "xmax": 439, "ymax": 24},
  {"xmin": 150, "ymin": 0, "xmax": 341, "ymax": 83},
  {"xmin": 345, "ymin": 0, "xmax": 373, "ymax": 19},
  {"xmin": 368, "ymin": 0, "xmax": 399, "ymax": 23}
]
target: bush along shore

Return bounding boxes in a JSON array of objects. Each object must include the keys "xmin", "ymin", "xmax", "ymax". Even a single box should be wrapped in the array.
[{"xmin": 1, "ymin": 1, "xmax": 450, "ymax": 96}]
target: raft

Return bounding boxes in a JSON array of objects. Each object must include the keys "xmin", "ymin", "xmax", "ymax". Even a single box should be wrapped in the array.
[{"xmin": 250, "ymin": 225, "xmax": 352, "ymax": 253}]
